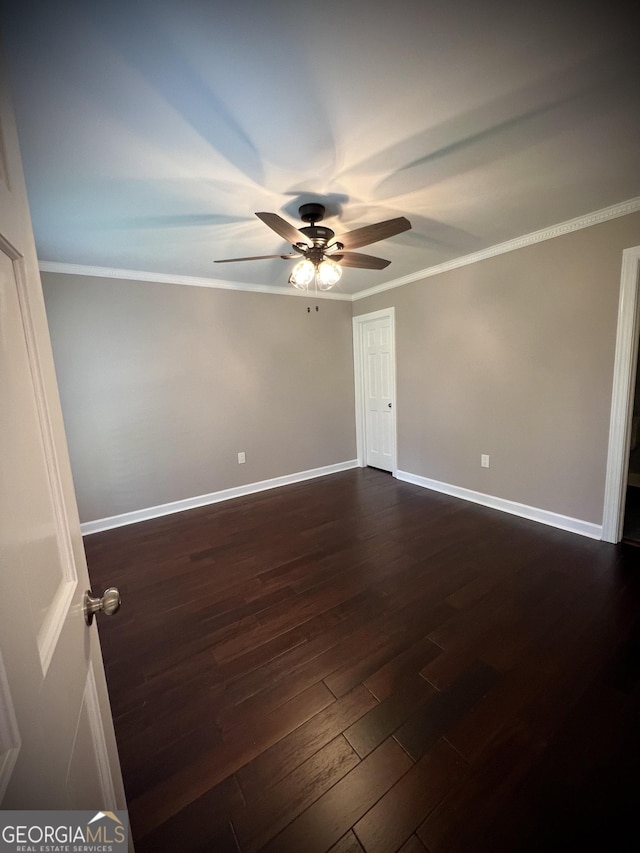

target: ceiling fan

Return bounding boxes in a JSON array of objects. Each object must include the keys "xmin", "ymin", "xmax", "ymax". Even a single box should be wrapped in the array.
[{"xmin": 215, "ymin": 203, "xmax": 411, "ymax": 291}]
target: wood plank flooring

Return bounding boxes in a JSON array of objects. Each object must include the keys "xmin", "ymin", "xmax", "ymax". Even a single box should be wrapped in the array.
[{"xmin": 84, "ymin": 468, "xmax": 640, "ymax": 852}]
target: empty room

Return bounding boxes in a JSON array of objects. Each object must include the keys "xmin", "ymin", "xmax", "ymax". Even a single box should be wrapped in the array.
[{"xmin": 1, "ymin": 1, "xmax": 639, "ymax": 852}]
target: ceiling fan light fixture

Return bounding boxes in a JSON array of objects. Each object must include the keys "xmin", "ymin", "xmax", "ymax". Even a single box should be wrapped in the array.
[
  {"xmin": 316, "ymin": 258, "xmax": 342, "ymax": 290},
  {"xmin": 289, "ymin": 258, "xmax": 315, "ymax": 290}
]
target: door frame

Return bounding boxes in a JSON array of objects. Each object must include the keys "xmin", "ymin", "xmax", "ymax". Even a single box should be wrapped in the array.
[
  {"xmin": 602, "ymin": 245, "xmax": 640, "ymax": 542},
  {"xmin": 352, "ymin": 307, "xmax": 397, "ymax": 474}
]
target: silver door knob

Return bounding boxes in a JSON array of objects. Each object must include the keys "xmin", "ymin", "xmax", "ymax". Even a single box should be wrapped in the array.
[{"xmin": 84, "ymin": 587, "xmax": 121, "ymax": 626}]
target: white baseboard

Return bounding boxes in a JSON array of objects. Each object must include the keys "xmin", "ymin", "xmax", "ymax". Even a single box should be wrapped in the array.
[
  {"xmin": 81, "ymin": 460, "xmax": 359, "ymax": 535},
  {"xmin": 395, "ymin": 470, "xmax": 603, "ymax": 540}
]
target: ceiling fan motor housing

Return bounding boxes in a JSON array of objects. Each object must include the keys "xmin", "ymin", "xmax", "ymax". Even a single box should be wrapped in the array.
[{"xmin": 299, "ymin": 225, "xmax": 335, "ymax": 245}]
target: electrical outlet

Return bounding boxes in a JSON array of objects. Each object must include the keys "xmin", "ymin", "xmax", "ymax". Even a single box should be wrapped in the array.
[
  {"xmin": 237, "ymin": 451, "xmax": 246, "ymax": 464},
  {"xmin": 481, "ymin": 454, "xmax": 490, "ymax": 468}
]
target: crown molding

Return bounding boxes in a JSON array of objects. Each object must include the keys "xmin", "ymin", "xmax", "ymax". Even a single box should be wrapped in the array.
[
  {"xmin": 37, "ymin": 262, "xmax": 352, "ymax": 301},
  {"xmin": 352, "ymin": 196, "xmax": 640, "ymax": 301},
  {"xmin": 38, "ymin": 196, "xmax": 640, "ymax": 303}
]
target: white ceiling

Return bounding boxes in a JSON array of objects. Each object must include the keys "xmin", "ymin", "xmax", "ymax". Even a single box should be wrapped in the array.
[{"xmin": 3, "ymin": 0, "xmax": 640, "ymax": 296}]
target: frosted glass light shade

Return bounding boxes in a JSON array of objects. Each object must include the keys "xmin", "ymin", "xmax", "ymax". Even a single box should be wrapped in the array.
[
  {"xmin": 316, "ymin": 259, "xmax": 342, "ymax": 290},
  {"xmin": 288, "ymin": 258, "xmax": 315, "ymax": 289}
]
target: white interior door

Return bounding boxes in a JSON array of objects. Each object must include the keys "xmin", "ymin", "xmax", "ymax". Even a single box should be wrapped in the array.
[
  {"xmin": 0, "ymin": 47, "xmax": 125, "ymax": 812},
  {"xmin": 354, "ymin": 309, "xmax": 396, "ymax": 473}
]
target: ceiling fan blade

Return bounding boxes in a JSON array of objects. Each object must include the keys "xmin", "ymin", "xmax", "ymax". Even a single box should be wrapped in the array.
[
  {"xmin": 255, "ymin": 212, "xmax": 307, "ymax": 245},
  {"xmin": 336, "ymin": 216, "xmax": 411, "ymax": 250},
  {"xmin": 215, "ymin": 253, "xmax": 300, "ymax": 263},
  {"xmin": 333, "ymin": 251, "xmax": 391, "ymax": 270}
]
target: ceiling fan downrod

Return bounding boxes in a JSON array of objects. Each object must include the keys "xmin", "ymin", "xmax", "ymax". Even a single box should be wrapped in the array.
[{"xmin": 297, "ymin": 203, "xmax": 338, "ymax": 248}]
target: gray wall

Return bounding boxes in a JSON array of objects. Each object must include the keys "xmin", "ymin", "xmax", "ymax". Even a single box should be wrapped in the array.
[
  {"xmin": 42, "ymin": 211, "xmax": 639, "ymax": 529},
  {"xmin": 42, "ymin": 274, "xmax": 356, "ymax": 523},
  {"xmin": 353, "ymin": 212, "xmax": 640, "ymax": 525}
]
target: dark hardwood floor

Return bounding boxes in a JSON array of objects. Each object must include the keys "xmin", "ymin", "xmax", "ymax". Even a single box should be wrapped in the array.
[{"xmin": 84, "ymin": 468, "xmax": 640, "ymax": 853}]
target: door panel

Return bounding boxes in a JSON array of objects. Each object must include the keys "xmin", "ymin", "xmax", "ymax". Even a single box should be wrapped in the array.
[
  {"xmin": 1, "ymin": 249, "xmax": 77, "ymax": 674},
  {"xmin": 359, "ymin": 312, "xmax": 396, "ymax": 472}
]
